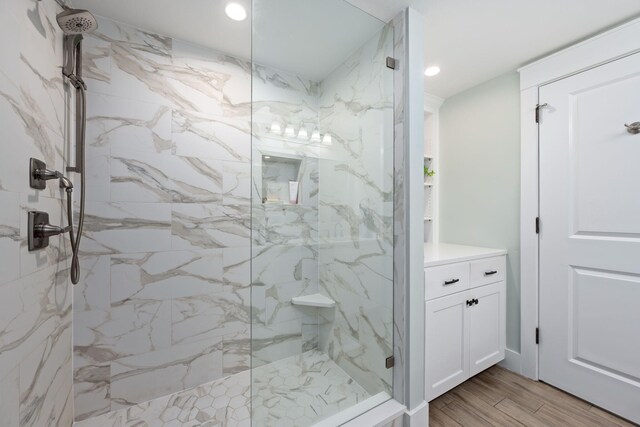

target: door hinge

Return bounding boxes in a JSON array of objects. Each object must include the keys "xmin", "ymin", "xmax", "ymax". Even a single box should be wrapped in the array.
[
  {"xmin": 535, "ymin": 327, "xmax": 540, "ymax": 345},
  {"xmin": 386, "ymin": 57, "xmax": 397, "ymax": 70},
  {"xmin": 535, "ymin": 217, "xmax": 540, "ymax": 234},
  {"xmin": 385, "ymin": 356, "xmax": 395, "ymax": 369},
  {"xmin": 535, "ymin": 103, "xmax": 548, "ymax": 123}
]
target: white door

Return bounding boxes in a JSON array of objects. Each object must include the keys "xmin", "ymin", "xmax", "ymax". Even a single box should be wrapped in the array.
[
  {"xmin": 539, "ymin": 52, "xmax": 640, "ymax": 423},
  {"xmin": 425, "ymin": 291, "xmax": 469, "ymax": 401},
  {"xmin": 468, "ymin": 282, "xmax": 505, "ymax": 376}
]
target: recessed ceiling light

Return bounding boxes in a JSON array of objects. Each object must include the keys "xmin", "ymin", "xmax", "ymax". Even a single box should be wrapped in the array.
[
  {"xmin": 225, "ymin": 2, "xmax": 247, "ymax": 21},
  {"xmin": 424, "ymin": 66, "xmax": 440, "ymax": 77}
]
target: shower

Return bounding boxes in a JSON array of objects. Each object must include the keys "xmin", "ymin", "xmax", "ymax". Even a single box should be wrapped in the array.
[{"xmin": 58, "ymin": 7, "xmax": 97, "ymax": 284}]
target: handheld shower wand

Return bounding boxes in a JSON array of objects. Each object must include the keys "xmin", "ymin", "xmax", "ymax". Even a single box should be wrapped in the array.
[{"xmin": 56, "ymin": 8, "xmax": 97, "ymax": 285}]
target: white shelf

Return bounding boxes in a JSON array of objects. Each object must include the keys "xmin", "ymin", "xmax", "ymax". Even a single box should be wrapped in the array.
[
  {"xmin": 424, "ymin": 155, "xmax": 434, "ymax": 160},
  {"xmin": 424, "ymin": 217, "xmax": 433, "ymax": 222},
  {"xmin": 424, "ymin": 183, "xmax": 433, "ymax": 187},
  {"xmin": 291, "ymin": 293, "xmax": 335, "ymax": 308}
]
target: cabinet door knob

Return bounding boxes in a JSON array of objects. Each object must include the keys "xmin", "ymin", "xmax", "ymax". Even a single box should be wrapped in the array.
[
  {"xmin": 474, "ymin": 298, "xmax": 479, "ymax": 305},
  {"xmin": 484, "ymin": 270, "xmax": 498, "ymax": 276},
  {"xmin": 466, "ymin": 300, "xmax": 473, "ymax": 307},
  {"xmin": 444, "ymin": 278, "xmax": 460, "ymax": 286}
]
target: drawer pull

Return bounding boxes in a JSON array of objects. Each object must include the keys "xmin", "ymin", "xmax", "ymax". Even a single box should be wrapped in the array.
[
  {"xmin": 443, "ymin": 279, "xmax": 460, "ymax": 286},
  {"xmin": 484, "ymin": 270, "xmax": 498, "ymax": 276}
]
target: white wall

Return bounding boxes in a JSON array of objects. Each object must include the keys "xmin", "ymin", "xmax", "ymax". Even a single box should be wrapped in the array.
[{"xmin": 438, "ymin": 72, "xmax": 521, "ymax": 352}]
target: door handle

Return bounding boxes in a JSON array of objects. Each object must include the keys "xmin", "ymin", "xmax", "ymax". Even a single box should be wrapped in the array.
[
  {"xmin": 444, "ymin": 279, "xmax": 460, "ymax": 286},
  {"xmin": 484, "ymin": 270, "xmax": 498, "ymax": 276},
  {"xmin": 624, "ymin": 122, "xmax": 640, "ymax": 134}
]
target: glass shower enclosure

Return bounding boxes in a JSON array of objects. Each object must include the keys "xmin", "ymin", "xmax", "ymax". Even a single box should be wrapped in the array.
[{"xmin": 251, "ymin": 0, "xmax": 395, "ymax": 425}]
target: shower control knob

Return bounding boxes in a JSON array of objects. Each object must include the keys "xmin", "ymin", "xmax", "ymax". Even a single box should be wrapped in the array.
[{"xmin": 28, "ymin": 211, "xmax": 70, "ymax": 251}]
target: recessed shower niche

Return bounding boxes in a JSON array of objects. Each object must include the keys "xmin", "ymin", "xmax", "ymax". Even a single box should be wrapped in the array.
[{"xmin": 260, "ymin": 154, "xmax": 312, "ymax": 205}]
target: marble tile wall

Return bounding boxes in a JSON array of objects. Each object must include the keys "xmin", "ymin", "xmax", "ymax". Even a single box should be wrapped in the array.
[
  {"xmin": 317, "ymin": 25, "xmax": 395, "ymax": 395},
  {"xmin": 74, "ymin": 16, "xmax": 254, "ymax": 420},
  {"xmin": 0, "ymin": 0, "xmax": 74, "ymax": 426},
  {"xmin": 250, "ymin": 68, "xmax": 323, "ymax": 366},
  {"xmin": 75, "ymin": 14, "xmax": 326, "ymax": 421}
]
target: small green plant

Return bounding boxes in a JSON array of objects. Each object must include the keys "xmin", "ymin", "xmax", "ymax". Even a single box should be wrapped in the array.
[{"xmin": 424, "ymin": 166, "xmax": 435, "ymax": 177}]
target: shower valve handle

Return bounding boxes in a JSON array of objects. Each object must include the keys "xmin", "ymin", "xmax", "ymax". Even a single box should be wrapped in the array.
[{"xmin": 34, "ymin": 223, "xmax": 72, "ymax": 238}]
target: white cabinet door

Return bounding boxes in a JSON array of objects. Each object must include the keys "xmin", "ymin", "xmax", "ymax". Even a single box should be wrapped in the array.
[
  {"xmin": 539, "ymin": 51, "xmax": 640, "ymax": 423},
  {"xmin": 468, "ymin": 282, "xmax": 506, "ymax": 376},
  {"xmin": 425, "ymin": 291, "xmax": 470, "ymax": 401}
]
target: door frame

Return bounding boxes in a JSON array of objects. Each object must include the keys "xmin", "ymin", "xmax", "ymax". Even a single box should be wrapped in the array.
[{"xmin": 518, "ymin": 16, "xmax": 640, "ymax": 381}]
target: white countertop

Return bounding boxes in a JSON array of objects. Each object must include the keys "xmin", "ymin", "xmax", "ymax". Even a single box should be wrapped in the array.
[{"xmin": 425, "ymin": 243, "xmax": 507, "ymax": 267}]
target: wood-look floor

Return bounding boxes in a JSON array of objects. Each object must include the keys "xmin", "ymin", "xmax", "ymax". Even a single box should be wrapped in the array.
[{"xmin": 429, "ymin": 365, "xmax": 638, "ymax": 427}]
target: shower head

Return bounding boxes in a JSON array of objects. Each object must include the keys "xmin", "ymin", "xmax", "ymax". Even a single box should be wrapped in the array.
[{"xmin": 56, "ymin": 9, "xmax": 97, "ymax": 34}]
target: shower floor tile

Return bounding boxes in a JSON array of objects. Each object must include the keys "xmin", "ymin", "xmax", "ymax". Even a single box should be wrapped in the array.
[
  {"xmin": 73, "ymin": 371, "xmax": 251, "ymax": 427},
  {"xmin": 73, "ymin": 350, "xmax": 369, "ymax": 427},
  {"xmin": 252, "ymin": 350, "xmax": 371, "ymax": 426}
]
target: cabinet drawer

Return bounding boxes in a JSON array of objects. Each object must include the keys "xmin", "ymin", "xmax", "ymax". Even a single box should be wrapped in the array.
[
  {"xmin": 470, "ymin": 256, "xmax": 505, "ymax": 287},
  {"xmin": 425, "ymin": 262, "xmax": 470, "ymax": 300}
]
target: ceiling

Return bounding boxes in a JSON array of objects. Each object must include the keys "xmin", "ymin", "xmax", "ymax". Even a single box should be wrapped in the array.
[
  {"xmin": 424, "ymin": 0, "xmax": 640, "ymax": 99},
  {"xmin": 72, "ymin": 0, "xmax": 640, "ymax": 95},
  {"xmin": 72, "ymin": 0, "xmax": 419, "ymax": 81}
]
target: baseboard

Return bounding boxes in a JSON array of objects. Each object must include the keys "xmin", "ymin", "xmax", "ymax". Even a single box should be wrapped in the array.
[
  {"xmin": 403, "ymin": 401, "xmax": 428, "ymax": 426},
  {"xmin": 499, "ymin": 348, "xmax": 522, "ymax": 374}
]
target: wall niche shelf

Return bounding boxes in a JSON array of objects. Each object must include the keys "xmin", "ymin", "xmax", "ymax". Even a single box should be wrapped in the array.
[
  {"xmin": 261, "ymin": 154, "xmax": 302, "ymax": 205},
  {"xmin": 291, "ymin": 293, "xmax": 336, "ymax": 308},
  {"xmin": 424, "ymin": 94, "xmax": 443, "ymax": 244}
]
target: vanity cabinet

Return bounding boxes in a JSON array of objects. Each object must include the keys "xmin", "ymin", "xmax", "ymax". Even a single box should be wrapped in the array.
[{"xmin": 424, "ymin": 244, "xmax": 506, "ymax": 401}]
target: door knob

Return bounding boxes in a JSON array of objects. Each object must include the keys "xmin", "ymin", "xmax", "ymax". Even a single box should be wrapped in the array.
[{"xmin": 624, "ymin": 122, "xmax": 640, "ymax": 134}]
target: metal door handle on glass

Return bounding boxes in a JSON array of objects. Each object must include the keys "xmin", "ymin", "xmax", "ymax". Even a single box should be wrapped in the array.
[{"xmin": 624, "ymin": 122, "xmax": 640, "ymax": 134}]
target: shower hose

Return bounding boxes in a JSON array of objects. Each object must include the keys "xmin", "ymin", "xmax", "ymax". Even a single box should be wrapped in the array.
[{"xmin": 67, "ymin": 82, "xmax": 86, "ymax": 285}]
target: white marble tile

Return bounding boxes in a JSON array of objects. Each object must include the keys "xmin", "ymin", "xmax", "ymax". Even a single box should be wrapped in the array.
[
  {"xmin": 222, "ymin": 327, "xmax": 250, "ymax": 376},
  {"xmin": 223, "ymin": 160, "xmax": 251, "ymax": 205},
  {"xmin": 81, "ymin": 201, "xmax": 172, "ymax": 255},
  {"xmin": 251, "ymin": 350, "xmax": 370, "ymax": 426},
  {"xmin": 74, "ymin": 255, "xmax": 111, "ymax": 312},
  {"xmin": 0, "ymin": 191, "xmax": 21, "ymax": 285},
  {"xmin": 110, "ymin": 148, "xmax": 223, "ymax": 203},
  {"xmin": 19, "ymin": 315, "xmax": 72, "ymax": 427},
  {"xmin": 171, "ymin": 39, "xmax": 251, "ymax": 108},
  {"xmin": 74, "ymin": 370, "xmax": 251, "ymax": 427},
  {"xmin": 74, "ymin": 349, "xmax": 371, "ymax": 427},
  {"xmin": 172, "ymin": 109, "xmax": 250, "ymax": 162},
  {"xmin": 110, "ymin": 337, "xmax": 223, "ymax": 409},
  {"xmin": 73, "ymin": 353, "xmax": 111, "ymax": 422},
  {"xmin": 171, "ymin": 203, "xmax": 250, "ymax": 250},
  {"xmin": 222, "ymin": 246, "xmax": 251, "ymax": 288},
  {"xmin": 74, "ymin": 301, "xmax": 172, "ymax": 363},
  {"xmin": 171, "ymin": 292, "xmax": 248, "ymax": 346},
  {"xmin": 252, "ymin": 319, "xmax": 303, "ymax": 366},
  {"xmin": 315, "ymin": 24, "xmax": 395, "ymax": 397},
  {"xmin": 0, "ymin": 264, "xmax": 70, "ymax": 381},
  {"xmin": 0, "ymin": 367, "xmax": 20, "ymax": 427},
  {"xmin": 88, "ymin": 92, "xmax": 172, "ymax": 152},
  {"xmin": 110, "ymin": 249, "xmax": 224, "ymax": 304},
  {"xmin": 252, "ymin": 244, "xmax": 318, "ymax": 286}
]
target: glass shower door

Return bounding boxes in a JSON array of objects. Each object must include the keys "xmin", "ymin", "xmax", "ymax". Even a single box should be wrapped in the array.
[{"xmin": 251, "ymin": 0, "xmax": 394, "ymax": 425}]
